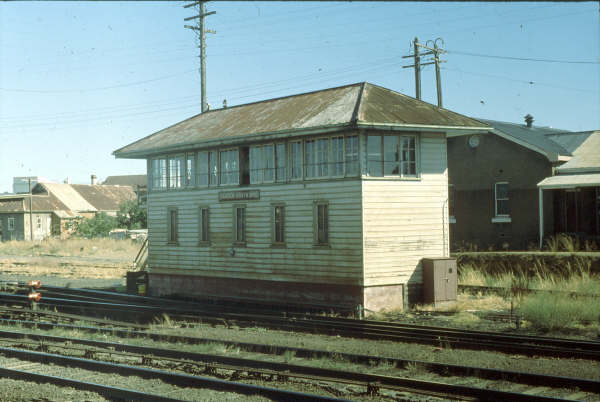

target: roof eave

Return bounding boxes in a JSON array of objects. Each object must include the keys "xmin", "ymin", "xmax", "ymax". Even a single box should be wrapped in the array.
[
  {"xmin": 356, "ymin": 122, "xmax": 490, "ymax": 135},
  {"xmin": 491, "ymin": 128, "xmax": 564, "ymax": 163},
  {"xmin": 113, "ymin": 122, "xmax": 355, "ymax": 159}
]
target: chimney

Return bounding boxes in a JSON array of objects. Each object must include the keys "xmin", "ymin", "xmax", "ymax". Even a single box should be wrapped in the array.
[
  {"xmin": 91, "ymin": 174, "xmax": 97, "ymax": 185},
  {"xmin": 223, "ymin": 99, "xmax": 227, "ymax": 109},
  {"xmin": 63, "ymin": 177, "xmax": 70, "ymax": 184},
  {"xmin": 524, "ymin": 114, "xmax": 534, "ymax": 128}
]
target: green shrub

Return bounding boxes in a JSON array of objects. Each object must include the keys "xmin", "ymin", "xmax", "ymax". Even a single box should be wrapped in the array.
[
  {"xmin": 520, "ymin": 293, "xmax": 600, "ymax": 331},
  {"xmin": 116, "ymin": 200, "xmax": 147, "ymax": 230},
  {"xmin": 73, "ymin": 213, "xmax": 119, "ymax": 238}
]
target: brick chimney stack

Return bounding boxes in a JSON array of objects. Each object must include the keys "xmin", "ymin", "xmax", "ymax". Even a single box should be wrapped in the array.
[
  {"xmin": 524, "ymin": 114, "xmax": 534, "ymax": 128},
  {"xmin": 91, "ymin": 174, "xmax": 97, "ymax": 185}
]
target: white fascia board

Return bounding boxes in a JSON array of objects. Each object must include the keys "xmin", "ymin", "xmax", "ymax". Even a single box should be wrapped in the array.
[
  {"xmin": 491, "ymin": 129, "xmax": 558, "ymax": 162},
  {"xmin": 356, "ymin": 122, "xmax": 490, "ymax": 135},
  {"xmin": 557, "ymin": 155, "xmax": 572, "ymax": 162}
]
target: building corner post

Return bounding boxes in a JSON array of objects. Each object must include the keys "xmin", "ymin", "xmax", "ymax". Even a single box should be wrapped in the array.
[{"xmin": 538, "ymin": 187, "xmax": 544, "ymax": 249}]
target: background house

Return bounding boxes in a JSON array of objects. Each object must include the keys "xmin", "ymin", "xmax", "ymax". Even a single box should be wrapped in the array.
[
  {"xmin": 538, "ymin": 130, "xmax": 600, "ymax": 242},
  {"xmin": 103, "ymin": 174, "xmax": 147, "ymax": 206},
  {"xmin": 0, "ymin": 181, "xmax": 136, "ymax": 241},
  {"xmin": 447, "ymin": 116, "xmax": 572, "ymax": 250},
  {"xmin": 114, "ymin": 82, "xmax": 489, "ymax": 310}
]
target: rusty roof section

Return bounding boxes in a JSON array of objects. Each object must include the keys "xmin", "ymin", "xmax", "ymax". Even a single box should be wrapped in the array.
[
  {"xmin": 103, "ymin": 175, "xmax": 147, "ymax": 187},
  {"xmin": 114, "ymin": 82, "xmax": 489, "ymax": 159},
  {"xmin": 0, "ymin": 191, "xmax": 71, "ymax": 214},
  {"xmin": 71, "ymin": 184, "xmax": 136, "ymax": 211}
]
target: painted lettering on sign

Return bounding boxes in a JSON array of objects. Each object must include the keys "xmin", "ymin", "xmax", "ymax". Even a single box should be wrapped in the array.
[{"xmin": 219, "ymin": 190, "xmax": 260, "ymax": 202}]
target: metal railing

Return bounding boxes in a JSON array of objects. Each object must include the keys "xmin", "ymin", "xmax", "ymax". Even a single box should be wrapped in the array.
[{"xmin": 132, "ymin": 238, "xmax": 148, "ymax": 271}]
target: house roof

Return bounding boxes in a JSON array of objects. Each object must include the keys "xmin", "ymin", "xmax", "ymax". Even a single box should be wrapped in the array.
[
  {"xmin": 114, "ymin": 82, "xmax": 490, "ymax": 159},
  {"xmin": 0, "ymin": 192, "xmax": 71, "ymax": 214},
  {"xmin": 476, "ymin": 118, "xmax": 572, "ymax": 162},
  {"xmin": 538, "ymin": 172, "xmax": 600, "ymax": 189},
  {"xmin": 555, "ymin": 131, "xmax": 600, "ymax": 173},
  {"xmin": 103, "ymin": 175, "xmax": 147, "ymax": 187},
  {"xmin": 71, "ymin": 184, "xmax": 136, "ymax": 211},
  {"xmin": 33, "ymin": 182, "xmax": 135, "ymax": 213},
  {"xmin": 545, "ymin": 130, "xmax": 596, "ymax": 153}
]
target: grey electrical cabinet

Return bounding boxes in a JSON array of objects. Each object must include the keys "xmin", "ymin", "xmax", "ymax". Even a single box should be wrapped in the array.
[{"xmin": 422, "ymin": 258, "xmax": 457, "ymax": 304}]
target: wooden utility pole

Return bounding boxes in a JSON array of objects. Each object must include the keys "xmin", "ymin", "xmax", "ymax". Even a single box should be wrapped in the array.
[
  {"xmin": 403, "ymin": 37, "xmax": 446, "ymax": 107},
  {"xmin": 28, "ymin": 178, "xmax": 33, "ymax": 241},
  {"xmin": 184, "ymin": 1, "xmax": 216, "ymax": 113}
]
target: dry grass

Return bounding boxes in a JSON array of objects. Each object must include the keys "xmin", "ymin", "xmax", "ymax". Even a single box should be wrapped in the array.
[
  {"xmin": 0, "ymin": 238, "xmax": 139, "ymax": 260},
  {"xmin": 413, "ymin": 293, "xmax": 510, "ymax": 313}
]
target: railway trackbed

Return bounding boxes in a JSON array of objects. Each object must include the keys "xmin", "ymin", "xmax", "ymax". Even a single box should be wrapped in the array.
[
  {"xmin": 3, "ymin": 286, "xmax": 600, "ymax": 361},
  {"xmin": 0, "ymin": 329, "xmax": 595, "ymax": 401}
]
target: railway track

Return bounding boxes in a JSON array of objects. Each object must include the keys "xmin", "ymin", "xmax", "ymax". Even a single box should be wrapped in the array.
[
  {"xmin": 0, "ymin": 328, "xmax": 592, "ymax": 401},
  {"xmin": 2, "ymin": 284, "xmax": 600, "ymax": 361}
]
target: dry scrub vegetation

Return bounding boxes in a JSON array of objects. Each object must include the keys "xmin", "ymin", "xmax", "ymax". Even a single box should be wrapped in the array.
[{"xmin": 0, "ymin": 238, "xmax": 140, "ymax": 260}]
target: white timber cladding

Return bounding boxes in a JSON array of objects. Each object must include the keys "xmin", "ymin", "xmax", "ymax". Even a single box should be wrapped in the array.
[
  {"xmin": 362, "ymin": 132, "xmax": 449, "ymax": 286},
  {"xmin": 146, "ymin": 180, "xmax": 363, "ymax": 285},
  {"xmin": 145, "ymin": 129, "xmax": 449, "ymax": 288}
]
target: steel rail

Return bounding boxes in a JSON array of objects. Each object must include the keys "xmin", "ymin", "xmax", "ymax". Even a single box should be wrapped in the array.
[
  {"xmin": 0, "ymin": 328, "xmax": 597, "ymax": 395},
  {"xmin": 4, "ymin": 292, "xmax": 600, "ymax": 360},
  {"xmin": 0, "ymin": 366, "xmax": 184, "ymax": 402},
  {"xmin": 0, "ymin": 306, "xmax": 148, "ymax": 330},
  {"xmin": 0, "ymin": 346, "xmax": 348, "ymax": 402}
]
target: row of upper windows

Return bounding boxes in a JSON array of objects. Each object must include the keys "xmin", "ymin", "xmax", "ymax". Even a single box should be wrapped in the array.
[
  {"xmin": 167, "ymin": 202, "xmax": 329, "ymax": 247},
  {"xmin": 150, "ymin": 134, "xmax": 419, "ymax": 190}
]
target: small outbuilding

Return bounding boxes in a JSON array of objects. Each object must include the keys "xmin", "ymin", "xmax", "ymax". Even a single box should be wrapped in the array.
[{"xmin": 114, "ymin": 82, "xmax": 489, "ymax": 311}]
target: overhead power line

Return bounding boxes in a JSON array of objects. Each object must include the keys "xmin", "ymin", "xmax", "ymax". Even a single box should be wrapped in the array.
[{"xmin": 447, "ymin": 50, "xmax": 600, "ymax": 65}]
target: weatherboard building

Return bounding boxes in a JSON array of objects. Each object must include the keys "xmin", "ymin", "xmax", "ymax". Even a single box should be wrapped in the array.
[{"xmin": 114, "ymin": 82, "xmax": 489, "ymax": 311}]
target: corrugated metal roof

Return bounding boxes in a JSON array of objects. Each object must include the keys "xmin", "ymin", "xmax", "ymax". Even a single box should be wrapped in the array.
[
  {"xmin": 477, "ymin": 119, "xmax": 571, "ymax": 161},
  {"xmin": 545, "ymin": 131, "xmax": 596, "ymax": 153},
  {"xmin": 37, "ymin": 183, "xmax": 97, "ymax": 212},
  {"xmin": 0, "ymin": 192, "xmax": 70, "ymax": 213},
  {"xmin": 114, "ymin": 82, "xmax": 489, "ymax": 158},
  {"xmin": 71, "ymin": 184, "xmax": 136, "ymax": 211},
  {"xmin": 0, "ymin": 198, "xmax": 24, "ymax": 212},
  {"xmin": 538, "ymin": 173, "xmax": 600, "ymax": 189},
  {"xmin": 556, "ymin": 131, "xmax": 600, "ymax": 173},
  {"xmin": 103, "ymin": 175, "xmax": 147, "ymax": 187}
]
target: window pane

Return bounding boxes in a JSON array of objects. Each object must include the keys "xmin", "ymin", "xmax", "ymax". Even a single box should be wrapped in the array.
[
  {"xmin": 274, "ymin": 206, "xmax": 284, "ymax": 243},
  {"xmin": 383, "ymin": 136, "xmax": 399, "ymax": 175},
  {"xmin": 497, "ymin": 199, "xmax": 510, "ymax": 215},
  {"xmin": 305, "ymin": 140, "xmax": 315, "ymax": 178},
  {"xmin": 186, "ymin": 154, "xmax": 195, "ymax": 186},
  {"xmin": 220, "ymin": 149, "xmax": 239, "ymax": 185},
  {"xmin": 169, "ymin": 209, "xmax": 178, "ymax": 243},
  {"xmin": 209, "ymin": 151, "xmax": 218, "ymax": 185},
  {"xmin": 401, "ymin": 136, "xmax": 417, "ymax": 176},
  {"xmin": 169, "ymin": 156, "xmax": 184, "ymax": 188},
  {"xmin": 345, "ymin": 136, "xmax": 359, "ymax": 176},
  {"xmin": 236, "ymin": 207, "xmax": 245, "ymax": 242},
  {"xmin": 276, "ymin": 143, "xmax": 286, "ymax": 182},
  {"xmin": 263, "ymin": 144, "xmax": 274, "ymax": 182},
  {"xmin": 290, "ymin": 141, "xmax": 302, "ymax": 179},
  {"xmin": 367, "ymin": 136, "xmax": 382, "ymax": 176},
  {"xmin": 331, "ymin": 137, "xmax": 344, "ymax": 176},
  {"xmin": 250, "ymin": 146, "xmax": 262, "ymax": 184},
  {"xmin": 200, "ymin": 208, "xmax": 208, "ymax": 242},
  {"xmin": 317, "ymin": 204, "xmax": 328, "ymax": 244},
  {"xmin": 496, "ymin": 183, "xmax": 508, "ymax": 199},
  {"xmin": 197, "ymin": 152, "xmax": 208, "ymax": 186},
  {"xmin": 152, "ymin": 158, "xmax": 167, "ymax": 189}
]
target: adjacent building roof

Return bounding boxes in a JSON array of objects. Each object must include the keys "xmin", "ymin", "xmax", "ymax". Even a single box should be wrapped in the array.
[
  {"xmin": 32, "ymin": 182, "xmax": 135, "ymax": 213},
  {"xmin": 103, "ymin": 175, "xmax": 147, "ymax": 187},
  {"xmin": 554, "ymin": 131, "xmax": 600, "ymax": 173},
  {"xmin": 0, "ymin": 192, "xmax": 73, "ymax": 216},
  {"xmin": 538, "ymin": 173, "xmax": 600, "ymax": 189},
  {"xmin": 114, "ymin": 82, "xmax": 490, "ymax": 159},
  {"xmin": 476, "ymin": 118, "xmax": 571, "ymax": 162}
]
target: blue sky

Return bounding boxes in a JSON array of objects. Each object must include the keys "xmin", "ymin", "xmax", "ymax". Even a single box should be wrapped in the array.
[{"xmin": 0, "ymin": 1, "xmax": 598, "ymax": 193}]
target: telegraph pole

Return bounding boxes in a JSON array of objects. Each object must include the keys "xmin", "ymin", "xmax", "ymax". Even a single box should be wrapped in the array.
[
  {"xmin": 184, "ymin": 1, "xmax": 216, "ymax": 113},
  {"xmin": 28, "ymin": 178, "xmax": 33, "ymax": 241},
  {"xmin": 402, "ymin": 37, "xmax": 446, "ymax": 107}
]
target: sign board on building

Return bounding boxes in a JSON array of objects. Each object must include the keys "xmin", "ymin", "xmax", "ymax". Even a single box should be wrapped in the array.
[{"xmin": 218, "ymin": 190, "xmax": 260, "ymax": 202}]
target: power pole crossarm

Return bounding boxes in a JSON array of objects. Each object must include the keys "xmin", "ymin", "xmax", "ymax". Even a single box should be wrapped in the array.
[{"xmin": 184, "ymin": 1, "xmax": 215, "ymax": 114}]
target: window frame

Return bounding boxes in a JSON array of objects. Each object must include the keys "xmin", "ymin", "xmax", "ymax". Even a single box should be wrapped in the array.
[
  {"xmin": 168, "ymin": 154, "xmax": 185, "ymax": 189},
  {"xmin": 448, "ymin": 184, "xmax": 456, "ymax": 224},
  {"xmin": 289, "ymin": 140, "xmax": 303, "ymax": 181},
  {"xmin": 150, "ymin": 157, "xmax": 167, "ymax": 190},
  {"xmin": 198, "ymin": 206, "xmax": 210, "ymax": 245},
  {"xmin": 366, "ymin": 134, "xmax": 419, "ymax": 179},
  {"xmin": 185, "ymin": 153, "xmax": 196, "ymax": 187},
  {"xmin": 271, "ymin": 203, "xmax": 286, "ymax": 246},
  {"xmin": 7, "ymin": 217, "xmax": 15, "ymax": 232},
  {"xmin": 219, "ymin": 148, "xmax": 240, "ymax": 186},
  {"xmin": 167, "ymin": 206, "xmax": 179, "ymax": 245},
  {"xmin": 494, "ymin": 182, "xmax": 510, "ymax": 217},
  {"xmin": 313, "ymin": 200, "xmax": 329, "ymax": 246},
  {"xmin": 249, "ymin": 143, "xmax": 276, "ymax": 184},
  {"xmin": 36, "ymin": 215, "xmax": 42, "ymax": 230},
  {"xmin": 344, "ymin": 135, "xmax": 359, "ymax": 177},
  {"xmin": 233, "ymin": 204, "xmax": 247, "ymax": 246}
]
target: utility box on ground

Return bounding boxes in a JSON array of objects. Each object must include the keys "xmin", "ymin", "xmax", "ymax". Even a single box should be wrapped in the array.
[{"xmin": 422, "ymin": 258, "xmax": 457, "ymax": 304}]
